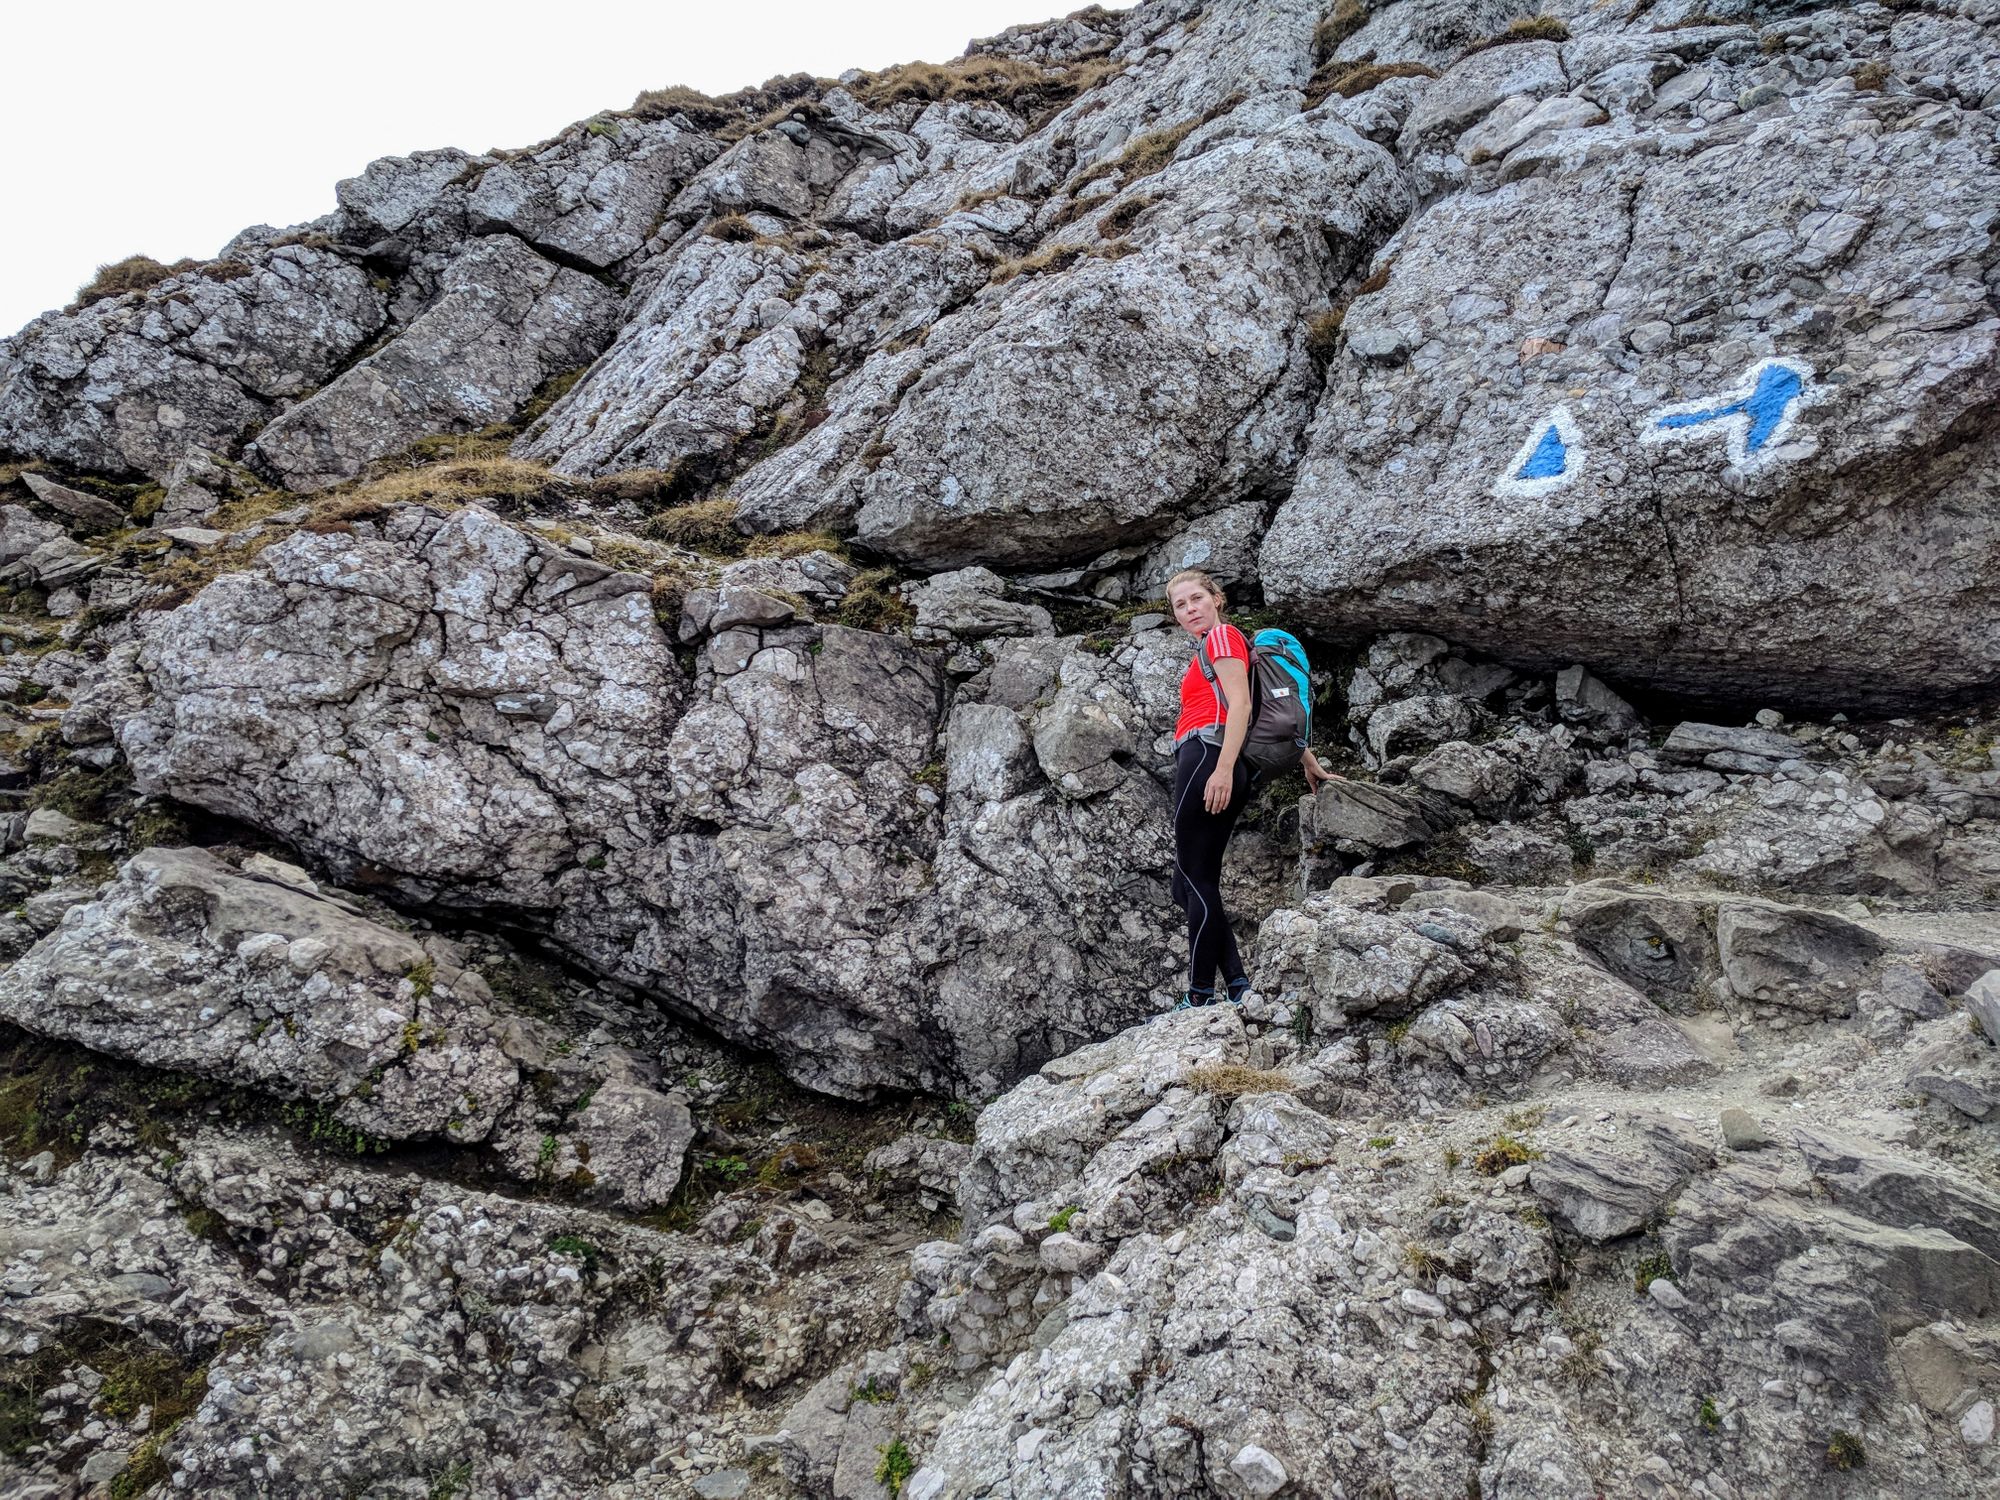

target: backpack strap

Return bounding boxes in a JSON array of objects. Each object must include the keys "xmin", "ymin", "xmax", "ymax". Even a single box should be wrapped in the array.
[
  {"xmin": 1193, "ymin": 629, "xmax": 1252, "ymax": 732},
  {"xmin": 1193, "ymin": 633, "xmax": 1219, "ymax": 685}
]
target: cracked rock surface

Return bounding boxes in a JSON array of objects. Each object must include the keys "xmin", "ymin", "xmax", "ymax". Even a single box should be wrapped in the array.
[{"xmin": 1, "ymin": 1, "xmax": 1999, "ymax": 1497}]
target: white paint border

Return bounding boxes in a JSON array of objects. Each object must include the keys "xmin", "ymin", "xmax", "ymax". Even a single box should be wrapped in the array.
[
  {"xmin": 1641, "ymin": 356, "xmax": 1819, "ymax": 470},
  {"xmin": 1492, "ymin": 403, "xmax": 1584, "ymax": 500}
]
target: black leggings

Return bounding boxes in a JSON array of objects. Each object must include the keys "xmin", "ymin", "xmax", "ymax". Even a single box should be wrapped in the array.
[{"xmin": 1171, "ymin": 736, "xmax": 1252, "ymax": 993}]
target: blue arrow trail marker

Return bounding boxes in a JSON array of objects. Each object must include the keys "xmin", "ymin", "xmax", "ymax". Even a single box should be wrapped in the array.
[
  {"xmin": 1644, "ymin": 357, "xmax": 1814, "ymax": 467},
  {"xmin": 1493, "ymin": 404, "xmax": 1583, "ymax": 499}
]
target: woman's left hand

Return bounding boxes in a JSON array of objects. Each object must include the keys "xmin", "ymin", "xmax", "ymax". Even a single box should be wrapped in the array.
[{"xmin": 1203, "ymin": 763, "xmax": 1234, "ymax": 813}]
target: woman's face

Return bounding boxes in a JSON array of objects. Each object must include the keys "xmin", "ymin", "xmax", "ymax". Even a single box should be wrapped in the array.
[{"xmin": 1170, "ymin": 578, "xmax": 1222, "ymax": 636}]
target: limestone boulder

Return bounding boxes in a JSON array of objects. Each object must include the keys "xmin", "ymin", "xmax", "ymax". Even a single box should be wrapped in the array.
[
  {"xmin": 1263, "ymin": 80, "xmax": 2000, "ymax": 708},
  {"xmin": 0, "ymin": 244, "xmax": 389, "ymax": 478},
  {"xmin": 724, "ymin": 104, "xmax": 1412, "ymax": 567},
  {"xmin": 108, "ymin": 505, "xmax": 1203, "ymax": 1098},
  {"xmin": 251, "ymin": 236, "xmax": 622, "ymax": 490},
  {"xmin": 466, "ymin": 117, "xmax": 720, "ymax": 271}
]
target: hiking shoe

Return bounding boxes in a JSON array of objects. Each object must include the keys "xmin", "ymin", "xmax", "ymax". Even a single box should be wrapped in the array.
[{"xmin": 1174, "ymin": 987, "xmax": 1218, "ymax": 1011}]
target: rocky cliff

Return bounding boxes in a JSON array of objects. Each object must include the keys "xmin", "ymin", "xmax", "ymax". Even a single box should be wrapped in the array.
[{"xmin": 0, "ymin": 1, "xmax": 1997, "ymax": 1498}]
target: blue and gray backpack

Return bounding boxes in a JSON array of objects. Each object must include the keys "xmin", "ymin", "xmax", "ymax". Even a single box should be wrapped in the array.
[{"xmin": 1195, "ymin": 628, "xmax": 1314, "ymax": 777}]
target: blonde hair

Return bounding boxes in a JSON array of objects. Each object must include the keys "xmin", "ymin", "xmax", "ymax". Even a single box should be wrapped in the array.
[{"xmin": 1165, "ymin": 568, "xmax": 1228, "ymax": 614}]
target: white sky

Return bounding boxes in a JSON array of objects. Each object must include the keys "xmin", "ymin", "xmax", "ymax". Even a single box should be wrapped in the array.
[{"xmin": 0, "ymin": 0, "xmax": 1053, "ymax": 337}]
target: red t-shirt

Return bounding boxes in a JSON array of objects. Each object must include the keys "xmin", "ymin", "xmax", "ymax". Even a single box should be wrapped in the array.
[{"xmin": 1175, "ymin": 624, "xmax": 1249, "ymax": 741}]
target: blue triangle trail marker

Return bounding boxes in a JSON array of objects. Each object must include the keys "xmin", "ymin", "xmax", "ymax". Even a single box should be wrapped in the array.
[
  {"xmin": 1493, "ymin": 405, "xmax": 1582, "ymax": 499},
  {"xmin": 1644, "ymin": 357, "xmax": 1815, "ymax": 467},
  {"xmin": 1517, "ymin": 422, "xmax": 1569, "ymax": 480}
]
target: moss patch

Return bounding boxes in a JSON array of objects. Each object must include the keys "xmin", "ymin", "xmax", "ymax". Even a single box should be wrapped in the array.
[
  {"xmin": 0, "ymin": 1025, "xmax": 413, "ymax": 1169},
  {"xmin": 1, "ymin": 1322, "xmax": 206, "ymax": 1463},
  {"xmin": 1633, "ymin": 1248, "xmax": 1675, "ymax": 1293},
  {"xmin": 1826, "ymin": 1429, "xmax": 1866, "ymax": 1470},
  {"xmin": 26, "ymin": 765, "xmax": 129, "ymax": 823}
]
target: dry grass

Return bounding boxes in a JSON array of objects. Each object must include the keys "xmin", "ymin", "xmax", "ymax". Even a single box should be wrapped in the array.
[
  {"xmin": 348, "ymin": 456, "xmax": 562, "ymax": 510},
  {"xmin": 1473, "ymin": 1132, "xmax": 1539, "ymax": 1176},
  {"xmin": 515, "ymin": 367, "xmax": 588, "ymax": 430},
  {"xmin": 1182, "ymin": 1063, "xmax": 1296, "ymax": 1098},
  {"xmin": 828, "ymin": 567, "xmax": 914, "ymax": 631},
  {"xmin": 953, "ymin": 184, "xmax": 1014, "ymax": 213},
  {"xmin": 626, "ymin": 72, "xmax": 823, "ymax": 138},
  {"xmin": 1462, "ymin": 15, "xmax": 1570, "ymax": 57},
  {"xmin": 1853, "ymin": 59, "xmax": 1891, "ymax": 91},
  {"xmin": 716, "ymin": 98, "xmax": 822, "ymax": 145},
  {"xmin": 705, "ymin": 214, "xmax": 761, "ymax": 242},
  {"xmin": 1062, "ymin": 56, "xmax": 1129, "ymax": 98},
  {"xmin": 1305, "ymin": 58, "xmax": 1439, "ymax": 107},
  {"xmin": 990, "ymin": 239, "xmax": 1136, "ymax": 284},
  {"xmin": 75, "ymin": 255, "xmax": 198, "ymax": 308},
  {"xmin": 200, "ymin": 489, "xmax": 305, "ymax": 533},
  {"xmin": 1314, "ymin": 0, "xmax": 1369, "ymax": 64},
  {"xmin": 1070, "ymin": 118, "xmax": 1193, "ymax": 192},
  {"xmin": 1355, "ymin": 258, "xmax": 1394, "ymax": 297},
  {"xmin": 857, "ymin": 55, "xmax": 1051, "ymax": 107},
  {"xmin": 1097, "ymin": 195, "xmax": 1155, "ymax": 239},
  {"xmin": 1305, "ymin": 309, "xmax": 1345, "ymax": 368},
  {"xmin": 640, "ymin": 499, "xmax": 749, "ymax": 556},
  {"xmin": 590, "ymin": 468, "xmax": 683, "ymax": 507},
  {"xmin": 1068, "ymin": 89, "xmax": 1243, "ymax": 195},
  {"xmin": 1119, "ymin": 118, "xmax": 1202, "ymax": 177},
  {"xmin": 627, "ymin": 84, "xmax": 742, "ymax": 129},
  {"xmin": 853, "ymin": 52, "xmax": 1124, "ymax": 116},
  {"xmin": 136, "ymin": 448, "xmax": 570, "ymax": 610},
  {"xmin": 137, "ymin": 529, "xmax": 291, "ymax": 611}
]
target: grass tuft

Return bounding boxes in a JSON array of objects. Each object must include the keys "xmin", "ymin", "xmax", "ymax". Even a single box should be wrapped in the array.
[
  {"xmin": 1305, "ymin": 58, "xmax": 1439, "ymax": 109},
  {"xmin": 640, "ymin": 499, "xmax": 748, "ymax": 556},
  {"xmin": 626, "ymin": 84, "xmax": 741, "ymax": 130},
  {"xmin": 705, "ymin": 214, "xmax": 761, "ymax": 242},
  {"xmin": 852, "ymin": 53, "xmax": 1123, "ymax": 115},
  {"xmin": 1472, "ymin": 1132, "xmax": 1538, "ymax": 1176},
  {"xmin": 1305, "ymin": 309, "xmax": 1345, "ymax": 369},
  {"xmin": 991, "ymin": 239, "xmax": 1137, "ymax": 284},
  {"xmin": 75, "ymin": 255, "xmax": 198, "ymax": 308},
  {"xmin": 829, "ymin": 568, "xmax": 914, "ymax": 632},
  {"xmin": 1462, "ymin": 15, "xmax": 1570, "ymax": 58},
  {"xmin": 1826, "ymin": 1429, "xmax": 1866, "ymax": 1470},
  {"xmin": 1182, "ymin": 1063, "xmax": 1295, "ymax": 1098},
  {"xmin": 1314, "ymin": 0, "xmax": 1369, "ymax": 64},
  {"xmin": 1633, "ymin": 1249, "xmax": 1675, "ymax": 1293},
  {"xmin": 876, "ymin": 1438, "xmax": 917, "ymax": 1490}
]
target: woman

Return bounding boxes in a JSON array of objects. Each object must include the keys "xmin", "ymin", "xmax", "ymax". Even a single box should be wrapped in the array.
[{"xmin": 1166, "ymin": 568, "xmax": 1336, "ymax": 1009}]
